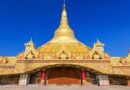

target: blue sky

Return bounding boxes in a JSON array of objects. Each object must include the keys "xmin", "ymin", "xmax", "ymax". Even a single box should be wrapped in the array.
[{"xmin": 0, "ymin": 0, "xmax": 130, "ymax": 56}]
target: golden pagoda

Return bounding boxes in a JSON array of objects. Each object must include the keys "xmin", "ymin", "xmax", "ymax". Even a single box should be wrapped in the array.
[
  {"xmin": 0, "ymin": 1, "xmax": 130, "ymax": 86},
  {"xmin": 37, "ymin": 4, "xmax": 90, "ymax": 57}
]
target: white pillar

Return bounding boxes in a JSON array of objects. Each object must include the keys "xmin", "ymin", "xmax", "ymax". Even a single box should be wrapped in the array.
[
  {"xmin": 97, "ymin": 75, "xmax": 109, "ymax": 86},
  {"xmin": 19, "ymin": 74, "xmax": 30, "ymax": 85}
]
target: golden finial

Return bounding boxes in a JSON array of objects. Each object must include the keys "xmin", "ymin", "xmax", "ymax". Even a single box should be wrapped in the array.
[
  {"xmin": 25, "ymin": 38, "xmax": 32, "ymax": 45},
  {"xmin": 63, "ymin": 0, "xmax": 66, "ymax": 7},
  {"xmin": 60, "ymin": 0, "xmax": 68, "ymax": 25},
  {"xmin": 97, "ymin": 38, "xmax": 99, "ymax": 42},
  {"xmin": 95, "ymin": 38, "xmax": 104, "ymax": 47},
  {"xmin": 30, "ymin": 37, "xmax": 33, "ymax": 42}
]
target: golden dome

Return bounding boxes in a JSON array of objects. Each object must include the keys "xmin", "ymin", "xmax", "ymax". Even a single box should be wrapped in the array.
[{"xmin": 37, "ymin": 4, "xmax": 90, "ymax": 54}]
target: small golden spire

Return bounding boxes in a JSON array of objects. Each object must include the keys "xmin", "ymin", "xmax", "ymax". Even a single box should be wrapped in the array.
[
  {"xmin": 25, "ymin": 38, "xmax": 34, "ymax": 46},
  {"xmin": 30, "ymin": 38, "xmax": 33, "ymax": 43},
  {"xmin": 60, "ymin": 0, "xmax": 68, "ymax": 26},
  {"xmin": 95, "ymin": 38, "xmax": 104, "ymax": 47},
  {"xmin": 97, "ymin": 38, "xmax": 99, "ymax": 42}
]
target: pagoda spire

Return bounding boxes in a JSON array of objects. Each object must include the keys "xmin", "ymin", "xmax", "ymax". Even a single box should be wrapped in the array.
[
  {"xmin": 63, "ymin": 0, "xmax": 66, "ymax": 7},
  {"xmin": 60, "ymin": 0, "xmax": 68, "ymax": 26},
  {"xmin": 96, "ymin": 38, "xmax": 99, "ymax": 43},
  {"xmin": 50, "ymin": 0, "xmax": 77, "ymax": 43},
  {"xmin": 30, "ymin": 37, "xmax": 33, "ymax": 43}
]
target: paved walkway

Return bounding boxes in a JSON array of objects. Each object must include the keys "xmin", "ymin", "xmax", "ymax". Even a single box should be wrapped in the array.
[{"xmin": 0, "ymin": 85, "xmax": 130, "ymax": 90}]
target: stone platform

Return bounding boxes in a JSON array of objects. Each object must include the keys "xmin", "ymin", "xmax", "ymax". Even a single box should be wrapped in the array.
[{"xmin": 0, "ymin": 85, "xmax": 130, "ymax": 90}]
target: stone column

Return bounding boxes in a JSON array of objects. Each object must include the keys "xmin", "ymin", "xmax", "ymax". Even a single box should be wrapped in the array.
[
  {"xmin": 41, "ymin": 69, "xmax": 46, "ymax": 85},
  {"xmin": 19, "ymin": 74, "xmax": 30, "ymax": 85},
  {"xmin": 82, "ymin": 69, "xmax": 86, "ymax": 85}
]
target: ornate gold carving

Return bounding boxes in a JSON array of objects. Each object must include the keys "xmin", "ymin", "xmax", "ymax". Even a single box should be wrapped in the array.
[
  {"xmin": 119, "ymin": 52, "xmax": 130, "ymax": 65},
  {"xmin": 0, "ymin": 57, "xmax": 8, "ymax": 64},
  {"xmin": 17, "ymin": 39, "xmax": 38, "ymax": 60},
  {"xmin": 120, "ymin": 57, "xmax": 128, "ymax": 65},
  {"xmin": 92, "ymin": 51, "xmax": 102, "ymax": 59},
  {"xmin": 59, "ymin": 51, "xmax": 68, "ymax": 59},
  {"xmin": 17, "ymin": 53, "xmax": 24, "ymax": 60},
  {"xmin": 88, "ymin": 39, "xmax": 110, "ymax": 60}
]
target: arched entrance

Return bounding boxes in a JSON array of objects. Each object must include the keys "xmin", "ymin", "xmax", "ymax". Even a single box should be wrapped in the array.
[
  {"xmin": 27, "ymin": 65, "xmax": 98, "ymax": 86},
  {"xmin": 46, "ymin": 67, "xmax": 81, "ymax": 85}
]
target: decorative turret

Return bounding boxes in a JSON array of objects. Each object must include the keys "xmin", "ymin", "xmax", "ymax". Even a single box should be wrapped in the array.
[
  {"xmin": 25, "ymin": 38, "xmax": 35, "ymax": 51},
  {"xmin": 24, "ymin": 38, "xmax": 38, "ymax": 60},
  {"xmin": 120, "ymin": 49, "xmax": 130, "ymax": 64},
  {"xmin": 94, "ymin": 38, "xmax": 105, "ymax": 51},
  {"xmin": 88, "ymin": 39, "xmax": 110, "ymax": 60}
]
